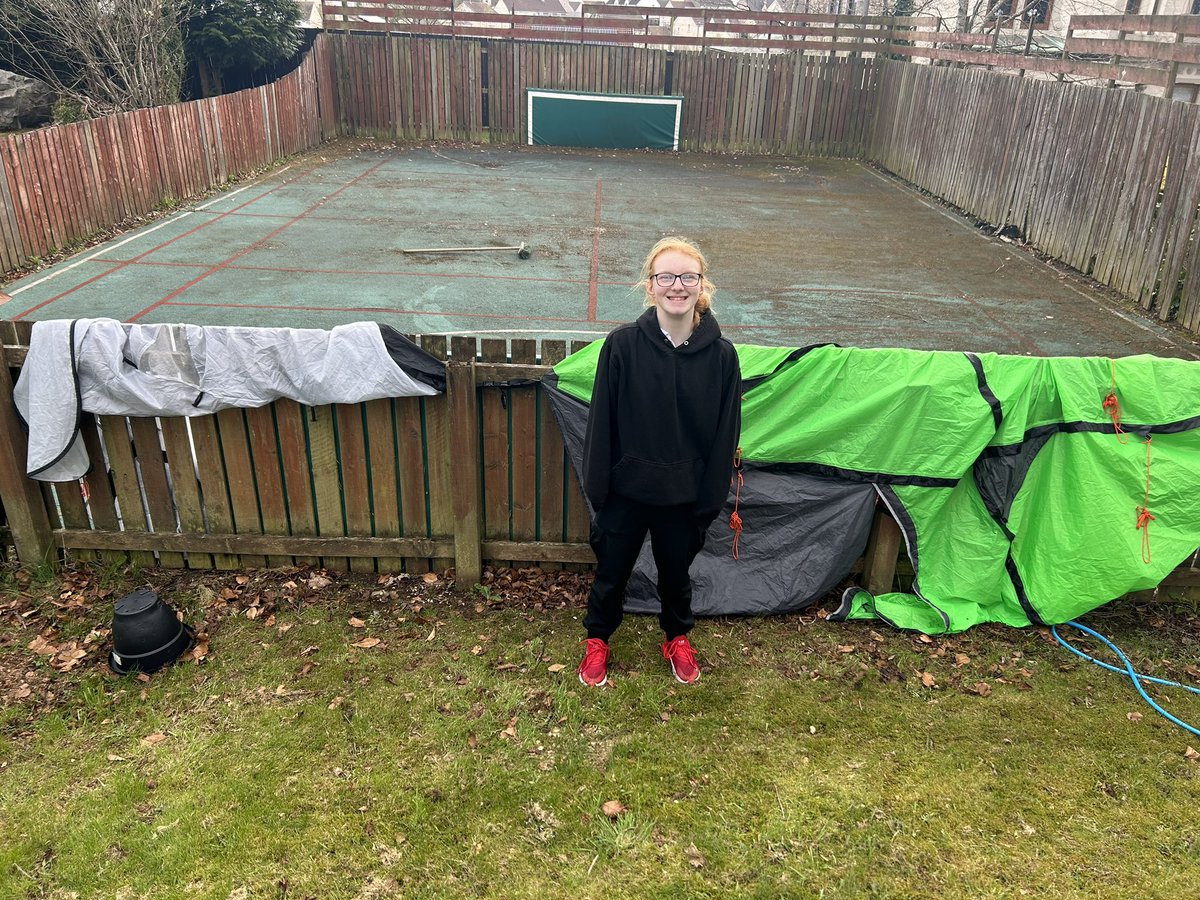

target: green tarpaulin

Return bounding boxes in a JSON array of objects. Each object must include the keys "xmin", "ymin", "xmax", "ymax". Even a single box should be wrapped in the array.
[{"xmin": 545, "ymin": 343, "xmax": 1200, "ymax": 634}]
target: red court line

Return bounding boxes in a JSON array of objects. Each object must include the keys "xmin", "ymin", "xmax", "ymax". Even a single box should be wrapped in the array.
[
  {"xmin": 587, "ymin": 179, "xmax": 602, "ymax": 321},
  {"xmin": 161, "ymin": 299, "xmax": 624, "ymax": 327},
  {"xmin": 128, "ymin": 158, "xmax": 392, "ymax": 322},
  {"xmin": 955, "ymin": 291, "xmax": 1044, "ymax": 355},
  {"xmin": 93, "ymin": 256, "xmax": 638, "ymax": 288},
  {"xmin": 12, "ymin": 163, "xmax": 326, "ymax": 320}
]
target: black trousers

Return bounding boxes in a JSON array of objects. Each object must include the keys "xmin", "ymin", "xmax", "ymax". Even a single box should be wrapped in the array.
[{"xmin": 583, "ymin": 494, "xmax": 707, "ymax": 642}]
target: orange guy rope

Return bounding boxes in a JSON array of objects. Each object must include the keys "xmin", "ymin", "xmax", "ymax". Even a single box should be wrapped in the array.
[
  {"xmin": 1136, "ymin": 436, "xmax": 1154, "ymax": 565},
  {"xmin": 729, "ymin": 447, "xmax": 744, "ymax": 560}
]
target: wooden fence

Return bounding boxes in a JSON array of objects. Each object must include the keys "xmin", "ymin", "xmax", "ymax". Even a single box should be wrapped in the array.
[
  {"xmin": 323, "ymin": 32, "xmax": 879, "ymax": 155},
  {"xmin": 0, "ymin": 38, "xmax": 335, "ymax": 275},
  {"xmin": 868, "ymin": 58, "xmax": 1200, "ymax": 331},
  {"xmin": 0, "ymin": 321, "xmax": 600, "ymax": 581},
  {"xmin": 322, "ymin": 2, "xmax": 936, "ymax": 54},
  {"xmin": 5, "ymin": 321, "xmax": 1199, "ymax": 603}
]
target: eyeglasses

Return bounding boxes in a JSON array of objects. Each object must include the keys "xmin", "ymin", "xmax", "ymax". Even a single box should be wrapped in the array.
[{"xmin": 652, "ymin": 272, "xmax": 702, "ymax": 288}]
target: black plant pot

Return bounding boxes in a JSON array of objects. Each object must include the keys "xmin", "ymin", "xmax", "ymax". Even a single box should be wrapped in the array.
[{"xmin": 108, "ymin": 589, "xmax": 195, "ymax": 675}]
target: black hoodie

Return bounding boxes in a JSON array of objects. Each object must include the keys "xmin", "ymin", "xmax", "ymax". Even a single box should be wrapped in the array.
[{"xmin": 582, "ymin": 307, "xmax": 742, "ymax": 527}]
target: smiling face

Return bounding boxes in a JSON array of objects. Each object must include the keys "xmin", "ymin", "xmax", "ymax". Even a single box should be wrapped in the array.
[{"xmin": 649, "ymin": 248, "xmax": 703, "ymax": 322}]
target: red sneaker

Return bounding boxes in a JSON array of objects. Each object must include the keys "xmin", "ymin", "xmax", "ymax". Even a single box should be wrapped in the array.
[
  {"xmin": 662, "ymin": 635, "xmax": 700, "ymax": 684},
  {"xmin": 578, "ymin": 638, "xmax": 610, "ymax": 687}
]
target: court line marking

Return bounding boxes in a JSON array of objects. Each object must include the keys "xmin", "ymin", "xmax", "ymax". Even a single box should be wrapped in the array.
[
  {"xmin": 129, "ymin": 159, "xmax": 391, "ymax": 321},
  {"xmin": 6, "ymin": 168, "xmax": 292, "ymax": 297}
]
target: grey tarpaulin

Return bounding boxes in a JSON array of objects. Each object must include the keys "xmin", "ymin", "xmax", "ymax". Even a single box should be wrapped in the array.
[{"xmin": 14, "ymin": 319, "xmax": 446, "ymax": 482}]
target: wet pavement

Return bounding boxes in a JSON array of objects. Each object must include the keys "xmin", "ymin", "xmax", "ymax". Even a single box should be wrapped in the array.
[{"xmin": 4, "ymin": 142, "xmax": 1196, "ymax": 360}]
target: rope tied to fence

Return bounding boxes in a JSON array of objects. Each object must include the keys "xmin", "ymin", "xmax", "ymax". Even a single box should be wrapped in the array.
[
  {"xmin": 1103, "ymin": 358, "xmax": 1129, "ymax": 444},
  {"xmin": 729, "ymin": 447, "xmax": 744, "ymax": 560}
]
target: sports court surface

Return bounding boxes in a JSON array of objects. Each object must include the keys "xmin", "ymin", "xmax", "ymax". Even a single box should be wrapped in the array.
[{"xmin": 3, "ymin": 142, "xmax": 1197, "ymax": 360}]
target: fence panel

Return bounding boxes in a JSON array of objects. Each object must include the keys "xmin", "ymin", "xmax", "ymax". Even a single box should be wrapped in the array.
[
  {"xmin": 0, "ymin": 38, "xmax": 332, "ymax": 277},
  {"xmin": 866, "ymin": 58, "xmax": 1200, "ymax": 332}
]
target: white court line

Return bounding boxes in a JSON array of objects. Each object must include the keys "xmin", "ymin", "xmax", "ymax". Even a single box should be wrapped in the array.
[
  {"xmin": 859, "ymin": 163, "xmax": 1200, "ymax": 359},
  {"xmin": 6, "ymin": 166, "xmax": 293, "ymax": 297}
]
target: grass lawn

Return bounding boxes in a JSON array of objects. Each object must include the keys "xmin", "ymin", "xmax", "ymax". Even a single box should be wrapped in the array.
[{"xmin": 2, "ymin": 563, "xmax": 1199, "ymax": 899}]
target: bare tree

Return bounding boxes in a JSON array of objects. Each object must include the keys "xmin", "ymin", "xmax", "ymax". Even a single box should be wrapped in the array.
[{"xmin": 0, "ymin": 0, "xmax": 193, "ymax": 115}]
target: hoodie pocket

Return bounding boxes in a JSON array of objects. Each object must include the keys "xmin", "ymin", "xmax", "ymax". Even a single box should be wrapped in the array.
[{"xmin": 611, "ymin": 455, "xmax": 702, "ymax": 506}]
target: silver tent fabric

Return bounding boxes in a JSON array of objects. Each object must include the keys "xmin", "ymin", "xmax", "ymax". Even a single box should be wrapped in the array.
[{"xmin": 15, "ymin": 319, "xmax": 442, "ymax": 481}]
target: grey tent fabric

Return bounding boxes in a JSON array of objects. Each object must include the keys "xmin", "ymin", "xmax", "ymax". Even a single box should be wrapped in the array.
[{"xmin": 15, "ymin": 319, "xmax": 446, "ymax": 481}]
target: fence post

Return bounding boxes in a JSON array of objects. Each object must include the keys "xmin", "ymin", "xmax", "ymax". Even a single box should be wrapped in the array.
[
  {"xmin": 0, "ymin": 337, "xmax": 54, "ymax": 568},
  {"xmin": 447, "ymin": 336, "xmax": 483, "ymax": 586},
  {"xmin": 1164, "ymin": 32, "xmax": 1184, "ymax": 99},
  {"xmin": 861, "ymin": 506, "xmax": 902, "ymax": 595}
]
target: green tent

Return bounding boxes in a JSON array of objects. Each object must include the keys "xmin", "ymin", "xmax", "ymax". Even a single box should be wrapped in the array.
[{"xmin": 545, "ymin": 342, "xmax": 1200, "ymax": 634}]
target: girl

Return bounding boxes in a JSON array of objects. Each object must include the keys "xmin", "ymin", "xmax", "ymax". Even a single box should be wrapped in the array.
[{"xmin": 578, "ymin": 237, "xmax": 742, "ymax": 686}]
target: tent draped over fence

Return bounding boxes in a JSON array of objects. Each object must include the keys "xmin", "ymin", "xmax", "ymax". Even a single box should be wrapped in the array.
[{"xmin": 546, "ymin": 342, "xmax": 1200, "ymax": 634}]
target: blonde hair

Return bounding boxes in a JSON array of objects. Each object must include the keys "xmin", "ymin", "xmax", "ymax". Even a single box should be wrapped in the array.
[{"xmin": 640, "ymin": 236, "xmax": 715, "ymax": 326}]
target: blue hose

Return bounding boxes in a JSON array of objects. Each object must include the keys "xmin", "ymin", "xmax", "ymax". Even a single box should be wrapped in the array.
[{"xmin": 1052, "ymin": 620, "xmax": 1200, "ymax": 739}]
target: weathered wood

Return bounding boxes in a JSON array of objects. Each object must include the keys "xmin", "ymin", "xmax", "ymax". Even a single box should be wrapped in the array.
[
  {"xmin": 421, "ymin": 334, "xmax": 454, "ymax": 572},
  {"xmin": 862, "ymin": 506, "xmax": 902, "ymax": 595},
  {"xmin": 0, "ymin": 339, "xmax": 54, "ymax": 566},
  {"xmin": 55, "ymin": 528, "xmax": 454, "ymax": 559},
  {"xmin": 447, "ymin": 336, "xmax": 483, "ymax": 584}
]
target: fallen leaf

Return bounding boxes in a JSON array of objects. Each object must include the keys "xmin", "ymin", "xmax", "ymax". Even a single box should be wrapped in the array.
[
  {"xmin": 1127, "ymin": 712, "xmax": 1144, "ymax": 722},
  {"xmin": 352, "ymin": 637, "xmax": 381, "ymax": 649},
  {"xmin": 235, "ymin": 575, "xmax": 249, "ymax": 585},
  {"xmin": 500, "ymin": 718, "xmax": 518, "ymax": 739},
  {"xmin": 970, "ymin": 681, "xmax": 992, "ymax": 697},
  {"xmin": 920, "ymin": 671, "xmax": 937, "ymax": 688},
  {"xmin": 547, "ymin": 664, "xmax": 565, "ymax": 673},
  {"xmin": 106, "ymin": 754, "xmax": 126, "ymax": 762},
  {"xmin": 348, "ymin": 617, "xmax": 366, "ymax": 628},
  {"xmin": 601, "ymin": 800, "xmax": 626, "ymax": 818},
  {"xmin": 425, "ymin": 627, "xmax": 436, "ymax": 642},
  {"xmin": 836, "ymin": 644, "xmax": 855, "ymax": 654},
  {"xmin": 329, "ymin": 696, "xmax": 344, "ymax": 710},
  {"xmin": 28, "ymin": 636, "xmax": 56, "ymax": 656},
  {"xmin": 141, "ymin": 732, "xmax": 166, "ymax": 747},
  {"xmin": 422, "ymin": 573, "xmax": 439, "ymax": 584},
  {"xmin": 468, "ymin": 734, "xmax": 478, "ymax": 750},
  {"xmin": 1185, "ymin": 747, "xmax": 1199, "ymax": 761},
  {"xmin": 918, "ymin": 634, "xmax": 934, "ymax": 644}
]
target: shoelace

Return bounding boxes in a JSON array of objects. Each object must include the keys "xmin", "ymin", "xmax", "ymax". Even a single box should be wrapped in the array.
[
  {"xmin": 579, "ymin": 639, "xmax": 608, "ymax": 670},
  {"xmin": 665, "ymin": 638, "xmax": 696, "ymax": 667}
]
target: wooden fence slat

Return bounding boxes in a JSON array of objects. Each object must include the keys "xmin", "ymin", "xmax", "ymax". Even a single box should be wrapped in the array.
[
  {"xmin": 306, "ymin": 404, "xmax": 349, "ymax": 572},
  {"xmin": 336, "ymin": 402, "xmax": 376, "ymax": 574},
  {"xmin": 510, "ymin": 339, "xmax": 538, "ymax": 547},
  {"xmin": 215, "ymin": 408, "xmax": 269, "ymax": 569},
  {"xmin": 159, "ymin": 418, "xmax": 214, "ymax": 570},
  {"xmin": 479, "ymin": 338, "xmax": 510, "ymax": 549},
  {"xmin": 78, "ymin": 418, "xmax": 127, "ymax": 569},
  {"xmin": 100, "ymin": 416, "xmax": 157, "ymax": 570},
  {"xmin": 421, "ymin": 334, "xmax": 455, "ymax": 573},
  {"xmin": 271, "ymin": 399, "xmax": 320, "ymax": 567},
  {"xmin": 364, "ymin": 398, "xmax": 403, "ymax": 573},
  {"xmin": 128, "ymin": 417, "xmax": 187, "ymax": 568},
  {"xmin": 395, "ymin": 394, "xmax": 431, "ymax": 573},
  {"xmin": 245, "ymin": 405, "xmax": 294, "ymax": 568}
]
